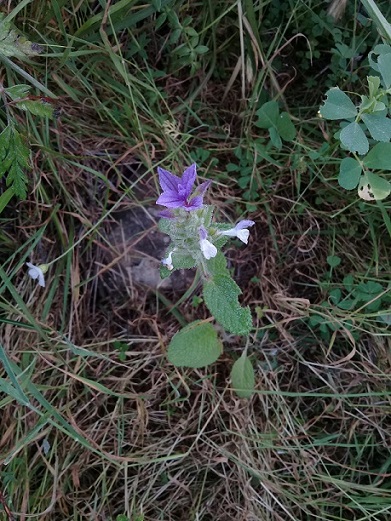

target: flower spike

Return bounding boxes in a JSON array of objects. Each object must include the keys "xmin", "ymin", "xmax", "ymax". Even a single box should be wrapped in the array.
[{"xmin": 156, "ymin": 163, "xmax": 210, "ymax": 211}]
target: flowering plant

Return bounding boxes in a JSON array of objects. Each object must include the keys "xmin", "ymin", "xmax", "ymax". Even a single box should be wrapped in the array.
[{"xmin": 156, "ymin": 163, "xmax": 255, "ymax": 397}]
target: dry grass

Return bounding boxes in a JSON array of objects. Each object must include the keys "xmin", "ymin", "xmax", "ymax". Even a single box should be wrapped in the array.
[{"xmin": 1, "ymin": 1, "xmax": 391, "ymax": 520}]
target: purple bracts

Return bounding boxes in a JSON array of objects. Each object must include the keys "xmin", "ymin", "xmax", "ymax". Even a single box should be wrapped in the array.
[{"xmin": 156, "ymin": 163, "xmax": 210, "ymax": 211}]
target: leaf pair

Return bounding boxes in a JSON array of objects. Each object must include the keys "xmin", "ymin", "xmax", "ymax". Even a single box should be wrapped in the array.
[
  {"xmin": 339, "ymin": 143, "xmax": 391, "ymax": 200},
  {"xmin": 166, "ymin": 252, "xmax": 255, "ymax": 397},
  {"xmin": 255, "ymin": 101, "xmax": 296, "ymax": 149},
  {"xmin": 167, "ymin": 321, "xmax": 255, "ymax": 398},
  {"xmin": 6, "ymin": 84, "xmax": 57, "ymax": 119},
  {"xmin": 319, "ymin": 85, "xmax": 391, "ymax": 156}
]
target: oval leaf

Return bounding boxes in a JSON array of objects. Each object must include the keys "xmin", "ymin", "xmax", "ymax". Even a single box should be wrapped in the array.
[
  {"xmin": 231, "ymin": 354, "xmax": 255, "ymax": 399},
  {"xmin": 358, "ymin": 172, "xmax": 391, "ymax": 201},
  {"xmin": 363, "ymin": 143, "xmax": 391, "ymax": 170},
  {"xmin": 361, "ymin": 113, "xmax": 391, "ymax": 142},
  {"xmin": 167, "ymin": 321, "xmax": 222, "ymax": 368},
  {"xmin": 339, "ymin": 157, "xmax": 362, "ymax": 190},
  {"xmin": 276, "ymin": 112, "xmax": 296, "ymax": 141},
  {"xmin": 319, "ymin": 87, "xmax": 357, "ymax": 120},
  {"xmin": 255, "ymin": 101, "xmax": 279, "ymax": 129},
  {"xmin": 378, "ymin": 53, "xmax": 391, "ymax": 89},
  {"xmin": 340, "ymin": 122, "xmax": 369, "ymax": 155}
]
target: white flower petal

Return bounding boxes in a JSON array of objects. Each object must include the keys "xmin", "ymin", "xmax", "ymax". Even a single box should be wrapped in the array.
[
  {"xmin": 220, "ymin": 229, "xmax": 237, "ymax": 238},
  {"xmin": 26, "ymin": 262, "xmax": 45, "ymax": 287},
  {"xmin": 200, "ymin": 239, "xmax": 217, "ymax": 260},
  {"xmin": 236, "ymin": 229, "xmax": 250, "ymax": 244},
  {"xmin": 37, "ymin": 271, "xmax": 45, "ymax": 287},
  {"xmin": 162, "ymin": 251, "xmax": 174, "ymax": 270},
  {"xmin": 28, "ymin": 267, "xmax": 39, "ymax": 279},
  {"xmin": 221, "ymin": 221, "xmax": 253, "ymax": 244}
]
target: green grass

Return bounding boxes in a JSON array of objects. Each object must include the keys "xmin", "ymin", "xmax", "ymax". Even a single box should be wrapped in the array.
[{"xmin": 1, "ymin": 0, "xmax": 391, "ymax": 520}]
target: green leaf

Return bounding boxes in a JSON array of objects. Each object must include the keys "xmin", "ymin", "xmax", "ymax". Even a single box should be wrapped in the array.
[
  {"xmin": 378, "ymin": 53, "xmax": 391, "ymax": 89},
  {"xmin": 361, "ymin": 113, "xmax": 391, "ymax": 142},
  {"xmin": 0, "ymin": 16, "xmax": 42, "ymax": 59},
  {"xmin": 5, "ymin": 84, "xmax": 30, "ymax": 99},
  {"xmin": 230, "ymin": 354, "xmax": 255, "ymax": 399},
  {"xmin": 159, "ymin": 264, "xmax": 172, "ymax": 279},
  {"xmin": 0, "ymin": 125, "xmax": 29, "ymax": 199},
  {"xmin": 158, "ymin": 218, "xmax": 171, "ymax": 234},
  {"xmin": 339, "ymin": 157, "xmax": 362, "ymax": 190},
  {"xmin": 203, "ymin": 275, "xmax": 252, "ymax": 335},
  {"xmin": 205, "ymin": 251, "xmax": 229, "ymax": 278},
  {"xmin": 238, "ymin": 176, "xmax": 250, "ymax": 188},
  {"xmin": 327, "ymin": 255, "xmax": 341, "ymax": 268},
  {"xmin": 337, "ymin": 299, "xmax": 357, "ymax": 310},
  {"xmin": 369, "ymin": 44, "xmax": 391, "ymax": 73},
  {"xmin": 319, "ymin": 87, "xmax": 357, "ymax": 120},
  {"xmin": 172, "ymin": 251, "xmax": 197, "ymax": 270},
  {"xmin": 329, "ymin": 288, "xmax": 342, "ymax": 305},
  {"xmin": 151, "ymin": 0, "xmax": 162, "ymax": 10},
  {"xmin": 14, "ymin": 99, "xmax": 55, "ymax": 119},
  {"xmin": 255, "ymin": 100, "xmax": 279, "ymax": 128},
  {"xmin": 363, "ymin": 143, "xmax": 391, "ymax": 170},
  {"xmin": 343, "ymin": 274, "xmax": 354, "ymax": 291},
  {"xmin": 194, "ymin": 45, "xmax": 209, "ymax": 55},
  {"xmin": 379, "ymin": 313, "xmax": 391, "ymax": 325},
  {"xmin": 367, "ymin": 75, "xmax": 381, "ymax": 98},
  {"xmin": 268, "ymin": 126, "xmax": 282, "ymax": 149},
  {"xmin": 167, "ymin": 321, "xmax": 222, "ymax": 368},
  {"xmin": 358, "ymin": 171, "xmax": 391, "ymax": 201},
  {"xmin": 356, "ymin": 281, "xmax": 383, "ymax": 299},
  {"xmin": 340, "ymin": 122, "xmax": 369, "ymax": 155},
  {"xmin": 276, "ymin": 112, "xmax": 296, "ymax": 141},
  {"xmin": 0, "ymin": 186, "xmax": 14, "ymax": 214},
  {"xmin": 7, "ymin": 162, "xmax": 27, "ymax": 198}
]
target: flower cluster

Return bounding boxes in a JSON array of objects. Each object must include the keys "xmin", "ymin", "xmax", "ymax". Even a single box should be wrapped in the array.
[{"xmin": 156, "ymin": 163, "xmax": 254, "ymax": 272}]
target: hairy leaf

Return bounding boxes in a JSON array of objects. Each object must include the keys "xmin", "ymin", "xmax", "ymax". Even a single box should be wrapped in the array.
[
  {"xmin": 167, "ymin": 321, "xmax": 222, "ymax": 368},
  {"xmin": 203, "ymin": 275, "xmax": 252, "ymax": 335},
  {"xmin": 14, "ymin": 99, "xmax": 55, "ymax": 119},
  {"xmin": 5, "ymin": 84, "xmax": 30, "ymax": 99},
  {"xmin": 230, "ymin": 354, "xmax": 255, "ymax": 399},
  {"xmin": 0, "ymin": 15, "xmax": 42, "ymax": 59}
]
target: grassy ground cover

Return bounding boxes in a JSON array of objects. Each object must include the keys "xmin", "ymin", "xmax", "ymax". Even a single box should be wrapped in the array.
[{"xmin": 1, "ymin": 0, "xmax": 391, "ymax": 520}]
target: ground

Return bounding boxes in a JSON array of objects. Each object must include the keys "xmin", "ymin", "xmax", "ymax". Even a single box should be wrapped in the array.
[{"xmin": 1, "ymin": 1, "xmax": 391, "ymax": 520}]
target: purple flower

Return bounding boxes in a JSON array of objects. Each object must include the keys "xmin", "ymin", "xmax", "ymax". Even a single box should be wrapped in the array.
[{"xmin": 156, "ymin": 163, "xmax": 210, "ymax": 211}]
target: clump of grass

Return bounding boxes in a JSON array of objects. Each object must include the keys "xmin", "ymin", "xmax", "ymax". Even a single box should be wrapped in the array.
[{"xmin": 1, "ymin": 1, "xmax": 391, "ymax": 520}]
